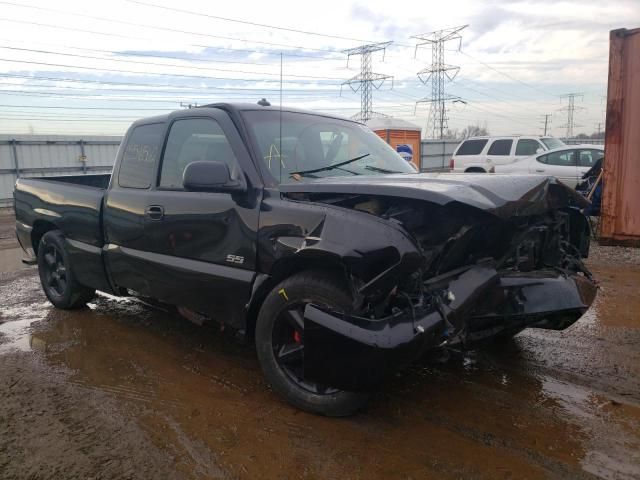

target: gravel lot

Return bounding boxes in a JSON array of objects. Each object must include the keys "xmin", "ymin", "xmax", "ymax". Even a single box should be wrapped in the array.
[{"xmin": 1, "ymin": 210, "xmax": 639, "ymax": 480}]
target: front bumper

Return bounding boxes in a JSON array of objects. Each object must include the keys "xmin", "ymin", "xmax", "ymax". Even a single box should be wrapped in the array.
[
  {"xmin": 303, "ymin": 265, "xmax": 597, "ymax": 391},
  {"xmin": 304, "ymin": 305, "xmax": 445, "ymax": 391}
]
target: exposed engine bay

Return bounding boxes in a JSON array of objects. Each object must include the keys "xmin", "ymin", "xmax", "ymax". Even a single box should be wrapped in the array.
[{"xmin": 281, "ymin": 180, "xmax": 597, "ymax": 390}]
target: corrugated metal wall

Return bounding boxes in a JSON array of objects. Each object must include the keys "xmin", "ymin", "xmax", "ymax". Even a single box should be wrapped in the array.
[
  {"xmin": 0, "ymin": 135, "xmax": 122, "ymax": 207},
  {"xmin": 601, "ymin": 28, "xmax": 640, "ymax": 245},
  {"xmin": 420, "ymin": 140, "xmax": 459, "ymax": 171}
]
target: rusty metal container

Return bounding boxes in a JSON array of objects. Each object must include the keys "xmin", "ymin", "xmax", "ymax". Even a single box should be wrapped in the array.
[{"xmin": 601, "ymin": 28, "xmax": 640, "ymax": 245}]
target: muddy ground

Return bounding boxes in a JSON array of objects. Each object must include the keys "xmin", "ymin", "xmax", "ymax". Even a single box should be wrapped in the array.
[{"xmin": 0, "ymin": 209, "xmax": 639, "ymax": 480}]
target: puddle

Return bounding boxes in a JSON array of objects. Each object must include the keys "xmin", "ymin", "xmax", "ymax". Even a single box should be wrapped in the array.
[
  {"xmin": 0, "ymin": 247, "xmax": 29, "ymax": 273},
  {"xmin": 0, "ymin": 301, "xmax": 51, "ymax": 354},
  {"xmin": 0, "ymin": 265, "xmax": 639, "ymax": 479},
  {"xmin": 541, "ymin": 376, "xmax": 640, "ymax": 479}
]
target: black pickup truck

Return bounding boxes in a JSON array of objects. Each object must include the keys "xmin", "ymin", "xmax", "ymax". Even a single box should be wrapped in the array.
[{"xmin": 14, "ymin": 103, "xmax": 597, "ymax": 416}]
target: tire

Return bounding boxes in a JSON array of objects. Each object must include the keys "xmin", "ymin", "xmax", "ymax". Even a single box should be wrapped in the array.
[
  {"xmin": 37, "ymin": 230, "xmax": 95, "ymax": 309},
  {"xmin": 255, "ymin": 270, "xmax": 370, "ymax": 416}
]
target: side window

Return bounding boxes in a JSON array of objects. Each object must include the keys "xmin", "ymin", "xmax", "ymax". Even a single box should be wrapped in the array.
[
  {"xmin": 487, "ymin": 139, "xmax": 513, "ymax": 156},
  {"xmin": 455, "ymin": 139, "xmax": 488, "ymax": 155},
  {"xmin": 118, "ymin": 123, "xmax": 164, "ymax": 189},
  {"xmin": 516, "ymin": 139, "xmax": 542, "ymax": 156},
  {"xmin": 159, "ymin": 118, "xmax": 240, "ymax": 189},
  {"xmin": 577, "ymin": 149, "xmax": 604, "ymax": 167},
  {"xmin": 538, "ymin": 150, "xmax": 575, "ymax": 166}
]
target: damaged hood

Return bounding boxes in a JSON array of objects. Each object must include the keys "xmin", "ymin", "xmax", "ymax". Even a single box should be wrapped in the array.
[{"xmin": 280, "ymin": 173, "xmax": 589, "ymax": 218}]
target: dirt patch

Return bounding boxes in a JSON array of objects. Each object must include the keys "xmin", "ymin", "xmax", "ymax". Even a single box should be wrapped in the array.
[
  {"xmin": 0, "ymin": 208, "xmax": 17, "ymax": 250},
  {"xmin": 1, "ymin": 264, "xmax": 639, "ymax": 479},
  {"xmin": 0, "ymin": 349, "xmax": 187, "ymax": 480},
  {"xmin": 1, "ymin": 213, "xmax": 639, "ymax": 479}
]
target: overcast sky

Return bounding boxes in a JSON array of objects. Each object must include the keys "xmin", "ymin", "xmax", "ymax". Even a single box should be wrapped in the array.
[{"xmin": 0, "ymin": 0, "xmax": 638, "ymax": 137}]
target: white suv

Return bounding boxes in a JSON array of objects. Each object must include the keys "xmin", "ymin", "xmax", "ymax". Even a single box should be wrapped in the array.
[{"xmin": 450, "ymin": 136, "xmax": 565, "ymax": 173}]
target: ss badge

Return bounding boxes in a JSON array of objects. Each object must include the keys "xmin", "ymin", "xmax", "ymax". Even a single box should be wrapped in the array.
[{"xmin": 226, "ymin": 254, "xmax": 245, "ymax": 265}]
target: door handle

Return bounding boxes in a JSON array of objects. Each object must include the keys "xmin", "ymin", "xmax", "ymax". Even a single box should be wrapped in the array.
[
  {"xmin": 535, "ymin": 169, "xmax": 545, "ymax": 173},
  {"xmin": 145, "ymin": 205, "xmax": 164, "ymax": 220}
]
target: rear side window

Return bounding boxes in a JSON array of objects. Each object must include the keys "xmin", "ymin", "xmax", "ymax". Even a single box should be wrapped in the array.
[
  {"xmin": 118, "ymin": 123, "xmax": 164, "ymax": 189},
  {"xmin": 577, "ymin": 149, "xmax": 604, "ymax": 167},
  {"xmin": 455, "ymin": 139, "xmax": 488, "ymax": 155},
  {"xmin": 487, "ymin": 139, "xmax": 513, "ymax": 156},
  {"xmin": 537, "ymin": 150, "xmax": 575, "ymax": 166},
  {"xmin": 516, "ymin": 139, "xmax": 542, "ymax": 156}
]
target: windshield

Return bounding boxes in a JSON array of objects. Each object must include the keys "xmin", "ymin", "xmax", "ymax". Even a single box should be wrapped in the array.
[
  {"xmin": 541, "ymin": 137, "xmax": 565, "ymax": 150},
  {"xmin": 241, "ymin": 110, "xmax": 417, "ymax": 183}
]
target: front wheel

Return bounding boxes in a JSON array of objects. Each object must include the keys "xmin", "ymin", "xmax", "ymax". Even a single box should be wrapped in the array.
[
  {"xmin": 255, "ymin": 270, "xmax": 370, "ymax": 416},
  {"xmin": 37, "ymin": 230, "xmax": 95, "ymax": 309}
]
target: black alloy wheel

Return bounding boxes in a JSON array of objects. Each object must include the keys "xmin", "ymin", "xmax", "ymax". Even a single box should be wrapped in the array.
[
  {"xmin": 37, "ymin": 230, "xmax": 95, "ymax": 309},
  {"xmin": 255, "ymin": 270, "xmax": 370, "ymax": 416},
  {"xmin": 41, "ymin": 241, "xmax": 67, "ymax": 297},
  {"xmin": 271, "ymin": 302, "xmax": 338, "ymax": 396}
]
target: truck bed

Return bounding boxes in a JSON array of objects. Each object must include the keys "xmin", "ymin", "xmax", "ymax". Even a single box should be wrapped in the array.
[
  {"xmin": 31, "ymin": 173, "xmax": 111, "ymax": 189},
  {"xmin": 14, "ymin": 174, "xmax": 111, "ymax": 255}
]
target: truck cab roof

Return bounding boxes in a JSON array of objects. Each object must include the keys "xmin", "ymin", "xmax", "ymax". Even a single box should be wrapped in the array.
[{"xmin": 130, "ymin": 103, "xmax": 356, "ymax": 127}]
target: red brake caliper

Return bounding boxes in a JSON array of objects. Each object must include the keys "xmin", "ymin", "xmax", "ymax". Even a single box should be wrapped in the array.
[{"xmin": 293, "ymin": 330, "xmax": 302, "ymax": 344}]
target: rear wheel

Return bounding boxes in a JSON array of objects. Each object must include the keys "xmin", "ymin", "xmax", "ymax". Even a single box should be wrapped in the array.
[
  {"xmin": 37, "ymin": 230, "xmax": 95, "ymax": 309},
  {"xmin": 255, "ymin": 270, "xmax": 370, "ymax": 416}
]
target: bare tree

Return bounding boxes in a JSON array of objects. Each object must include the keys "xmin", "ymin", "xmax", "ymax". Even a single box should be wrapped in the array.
[{"xmin": 460, "ymin": 123, "xmax": 489, "ymax": 138}]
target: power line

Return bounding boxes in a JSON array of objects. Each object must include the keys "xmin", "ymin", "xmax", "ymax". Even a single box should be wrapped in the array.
[
  {"xmin": 0, "ymin": 2, "xmax": 346, "ymax": 55},
  {"xmin": 341, "ymin": 42, "xmax": 393, "ymax": 122},
  {"xmin": 0, "ymin": 36, "xmax": 278, "ymax": 67},
  {"xmin": 0, "ymin": 104, "xmax": 170, "ymax": 111},
  {"xmin": 0, "ymin": 89, "xmax": 334, "ymax": 103},
  {"xmin": 0, "ymin": 45, "xmax": 345, "ymax": 80},
  {"xmin": 0, "ymin": 73, "xmax": 338, "ymax": 93},
  {"xmin": 0, "ymin": 16, "xmax": 339, "ymax": 61},
  {"xmin": 126, "ymin": 0, "xmax": 374, "ymax": 44},
  {"xmin": 452, "ymin": 102, "xmax": 540, "ymax": 131},
  {"xmin": 412, "ymin": 25, "xmax": 467, "ymax": 139},
  {"xmin": 0, "ymin": 57, "xmax": 340, "ymax": 85},
  {"xmin": 0, "ymin": 116, "xmax": 137, "ymax": 123},
  {"xmin": 595, "ymin": 122, "xmax": 603, "ymax": 137},
  {"xmin": 385, "ymin": 88, "xmax": 543, "ymax": 124},
  {"xmin": 458, "ymin": 51, "xmax": 557, "ymax": 99}
]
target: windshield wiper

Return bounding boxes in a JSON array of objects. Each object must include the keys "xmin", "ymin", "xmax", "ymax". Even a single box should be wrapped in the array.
[
  {"xmin": 290, "ymin": 153, "xmax": 370, "ymax": 177},
  {"xmin": 364, "ymin": 165, "xmax": 401, "ymax": 174}
]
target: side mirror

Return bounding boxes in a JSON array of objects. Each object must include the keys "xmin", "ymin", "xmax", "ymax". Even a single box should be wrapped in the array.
[
  {"xmin": 183, "ymin": 161, "xmax": 246, "ymax": 193},
  {"xmin": 536, "ymin": 148, "xmax": 544, "ymax": 154}
]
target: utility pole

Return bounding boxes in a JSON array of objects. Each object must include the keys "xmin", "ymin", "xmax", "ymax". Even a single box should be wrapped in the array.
[
  {"xmin": 180, "ymin": 102, "xmax": 198, "ymax": 109},
  {"xmin": 540, "ymin": 114, "xmax": 552, "ymax": 136},
  {"xmin": 595, "ymin": 122, "xmax": 602, "ymax": 137},
  {"xmin": 341, "ymin": 42, "xmax": 393, "ymax": 122},
  {"xmin": 559, "ymin": 93, "xmax": 584, "ymax": 140},
  {"xmin": 412, "ymin": 25, "xmax": 467, "ymax": 139}
]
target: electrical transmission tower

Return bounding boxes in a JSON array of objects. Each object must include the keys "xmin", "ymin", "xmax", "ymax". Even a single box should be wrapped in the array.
[
  {"xmin": 412, "ymin": 25, "xmax": 467, "ymax": 139},
  {"xmin": 559, "ymin": 93, "xmax": 584, "ymax": 139},
  {"xmin": 540, "ymin": 114, "xmax": 552, "ymax": 135},
  {"xmin": 341, "ymin": 41, "xmax": 393, "ymax": 122}
]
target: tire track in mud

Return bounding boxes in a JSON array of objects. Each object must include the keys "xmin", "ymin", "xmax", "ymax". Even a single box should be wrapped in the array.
[
  {"xmin": 0, "ymin": 351, "xmax": 190, "ymax": 480},
  {"xmin": 1, "ymin": 255, "xmax": 640, "ymax": 479}
]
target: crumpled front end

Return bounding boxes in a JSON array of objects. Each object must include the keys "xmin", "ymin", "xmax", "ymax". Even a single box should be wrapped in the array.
[{"xmin": 293, "ymin": 177, "xmax": 597, "ymax": 391}]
